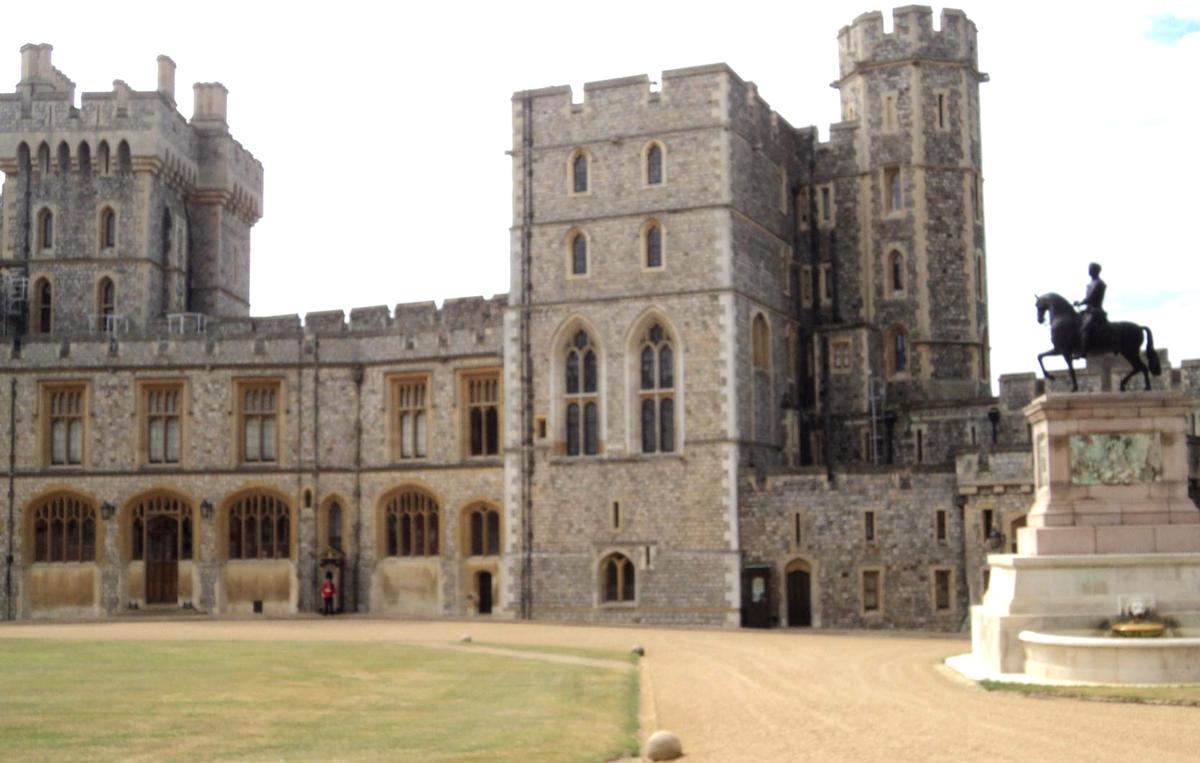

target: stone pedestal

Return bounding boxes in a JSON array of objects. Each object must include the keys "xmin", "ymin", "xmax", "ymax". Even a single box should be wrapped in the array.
[{"xmin": 970, "ymin": 391, "xmax": 1200, "ymax": 678}]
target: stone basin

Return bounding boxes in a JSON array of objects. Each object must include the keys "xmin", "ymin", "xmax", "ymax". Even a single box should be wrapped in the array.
[{"xmin": 1019, "ymin": 629, "xmax": 1200, "ymax": 684}]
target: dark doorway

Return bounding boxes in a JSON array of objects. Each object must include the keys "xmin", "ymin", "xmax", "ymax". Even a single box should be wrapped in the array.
[
  {"xmin": 146, "ymin": 515, "xmax": 179, "ymax": 604},
  {"xmin": 742, "ymin": 566, "xmax": 771, "ymax": 628},
  {"xmin": 786, "ymin": 566, "xmax": 812, "ymax": 627},
  {"xmin": 476, "ymin": 571, "xmax": 493, "ymax": 615}
]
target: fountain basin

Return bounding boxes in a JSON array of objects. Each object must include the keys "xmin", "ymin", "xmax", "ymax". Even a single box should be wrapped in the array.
[{"xmin": 1020, "ymin": 629, "xmax": 1200, "ymax": 684}]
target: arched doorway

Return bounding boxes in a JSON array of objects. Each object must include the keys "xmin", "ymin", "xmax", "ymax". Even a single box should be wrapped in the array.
[
  {"xmin": 146, "ymin": 515, "xmax": 179, "ymax": 603},
  {"xmin": 129, "ymin": 493, "xmax": 193, "ymax": 605},
  {"xmin": 785, "ymin": 559, "xmax": 813, "ymax": 627},
  {"xmin": 476, "ymin": 571, "xmax": 493, "ymax": 615}
]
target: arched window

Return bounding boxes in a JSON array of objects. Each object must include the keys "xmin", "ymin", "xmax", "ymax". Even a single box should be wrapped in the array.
[
  {"xmin": 570, "ymin": 150, "xmax": 589, "ymax": 194},
  {"xmin": 639, "ymin": 323, "xmax": 675, "ymax": 454},
  {"xmin": 888, "ymin": 326, "xmax": 908, "ymax": 376},
  {"xmin": 889, "ymin": 250, "xmax": 903, "ymax": 293},
  {"xmin": 118, "ymin": 140, "xmax": 132, "ymax": 174},
  {"xmin": 382, "ymin": 489, "xmax": 440, "ymax": 557},
  {"xmin": 129, "ymin": 493, "xmax": 193, "ymax": 562},
  {"xmin": 56, "ymin": 142, "xmax": 70, "ymax": 174},
  {"xmin": 465, "ymin": 504, "xmax": 501, "ymax": 557},
  {"xmin": 976, "ymin": 252, "xmax": 985, "ymax": 300},
  {"xmin": 34, "ymin": 278, "xmax": 52, "ymax": 334},
  {"xmin": 37, "ymin": 208, "xmax": 53, "ymax": 250},
  {"xmin": 30, "ymin": 494, "xmax": 96, "ymax": 563},
  {"xmin": 569, "ymin": 231, "xmax": 588, "ymax": 275},
  {"xmin": 644, "ymin": 222, "xmax": 663, "ymax": 269},
  {"xmin": 37, "ymin": 142, "xmax": 50, "ymax": 174},
  {"xmin": 78, "ymin": 142, "xmax": 91, "ymax": 176},
  {"xmin": 564, "ymin": 329, "xmax": 599, "ymax": 456},
  {"xmin": 100, "ymin": 207, "xmax": 116, "ymax": 249},
  {"xmin": 752, "ymin": 314, "xmax": 769, "ymax": 369},
  {"xmin": 97, "ymin": 278, "xmax": 115, "ymax": 331},
  {"xmin": 97, "ymin": 141, "xmax": 110, "ymax": 175},
  {"xmin": 645, "ymin": 142, "xmax": 663, "ymax": 185},
  {"xmin": 18, "ymin": 142, "xmax": 31, "ymax": 174},
  {"xmin": 601, "ymin": 553, "xmax": 635, "ymax": 603},
  {"xmin": 227, "ymin": 492, "xmax": 291, "ymax": 560},
  {"xmin": 161, "ymin": 208, "xmax": 173, "ymax": 263}
]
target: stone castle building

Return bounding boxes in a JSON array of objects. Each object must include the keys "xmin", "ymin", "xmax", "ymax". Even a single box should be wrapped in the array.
[{"xmin": 1, "ymin": 8, "xmax": 1196, "ymax": 627}]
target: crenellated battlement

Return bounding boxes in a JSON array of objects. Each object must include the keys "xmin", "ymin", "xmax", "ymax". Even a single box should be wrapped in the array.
[{"xmin": 837, "ymin": 7, "xmax": 981, "ymax": 79}]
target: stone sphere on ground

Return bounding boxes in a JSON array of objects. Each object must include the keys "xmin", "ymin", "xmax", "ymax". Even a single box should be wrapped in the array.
[{"xmin": 645, "ymin": 730, "xmax": 682, "ymax": 761}]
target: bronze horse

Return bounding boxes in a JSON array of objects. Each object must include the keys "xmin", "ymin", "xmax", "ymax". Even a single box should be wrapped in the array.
[{"xmin": 1035, "ymin": 292, "xmax": 1161, "ymax": 391}]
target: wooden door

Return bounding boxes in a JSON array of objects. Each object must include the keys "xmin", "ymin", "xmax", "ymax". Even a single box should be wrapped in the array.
[
  {"xmin": 477, "ymin": 571, "xmax": 493, "ymax": 615},
  {"xmin": 787, "ymin": 569, "xmax": 812, "ymax": 627},
  {"xmin": 742, "ymin": 567, "xmax": 771, "ymax": 628},
  {"xmin": 146, "ymin": 515, "xmax": 179, "ymax": 605}
]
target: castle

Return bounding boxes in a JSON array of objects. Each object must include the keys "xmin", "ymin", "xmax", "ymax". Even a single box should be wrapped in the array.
[{"xmin": 1, "ymin": 8, "xmax": 1196, "ymax": 627}]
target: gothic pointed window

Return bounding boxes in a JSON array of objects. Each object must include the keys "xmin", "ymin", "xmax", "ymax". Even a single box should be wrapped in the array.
[
  {"xmin": 889, "ymin": 250, "xmax": 903, "ymax": 293},
  {"xmin": 888, "ymin": 326, "xmax": 908, "ymax": 376},
  {"xmin": 601, "ymin": 553, "xmax": 635, "ymax": 603},
  {"xmin": 644, "ymin": 222, "xmax": 662, "ymax": 269},
  {"xmin": 37, "ymin": 142, "xmax": 50, "ymax": 174},
  {"xmin": 97, "ymin": 278, "xmax": 115, "ymax": 333},
  {"xmin": 97, "ymin": 141, "xmax": 110, "ymax": 175},
  {"xmin": 100, "ymin": 207, "xmax": 117, "ymax": 250},
  {"xmin": 33, "ymin": 278, "xmax": 52, "ymax": 334},
  {"xmin": 752, "ymin": 314, "xmax": 769, "ymax": 369},
  {"xmin": 57, "ymin": 142, "xmax": 70, "ymax": 174},
  {"xmin": 564, "ymin": 328, "xmax": 599, "ymax": 456},
  {"xmin": 638, "ymin": 323, "xmax": 675, "ymax": 454},
  {"xmin": 78, "ymin": 142, "xmax": 91, "ymax": 175},
  {"xmin": 570, "ymin": 232, "xmax": 588, "ymax": 276},
  {"xmin": 37, "ymin": 209, "xmax": 53, "ymax": 250},
  {"xmin": 29, "ymin": 494, "xmax": 97, "ymax": 563},
  {"xmin": 645, "ymin": 142, "xmax": 663, "ymax": 185},
  {"xmin": 570, "ymin": 150, "xmax": 589, "ymax": 194}
]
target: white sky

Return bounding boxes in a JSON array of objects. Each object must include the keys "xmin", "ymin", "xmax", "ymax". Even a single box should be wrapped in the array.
[{"xmin": 5, "ymin": 1, "xmax": 1198, "ymax": 390}]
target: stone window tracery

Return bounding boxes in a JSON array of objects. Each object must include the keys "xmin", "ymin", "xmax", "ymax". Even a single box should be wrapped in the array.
[
  {"xmin": 31, "ymin": 494, "xmax": 96, "ymax": 563},
  {"xmin": 638, "ymin": 323, "xmax": 675, "ymax": 454},
  {"xmin": 601, "ymin": 553, "xmax": 635, "ymax": 603},
  {"xmin": 564, "ymin": 329, "xmax": 599, "ymax": 456},
  {"xmin": 383, "ymin": 489, "xmax": 440, "ymax": 557},
  {"xmin": 227, "ymin": 492, "xmax": 291, "ymax": 560}
]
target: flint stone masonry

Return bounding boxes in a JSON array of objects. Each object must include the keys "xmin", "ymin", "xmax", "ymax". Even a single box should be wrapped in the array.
[{"xmin": 1, "ymin": 11, "xmax": 1197, "ymax": 630}]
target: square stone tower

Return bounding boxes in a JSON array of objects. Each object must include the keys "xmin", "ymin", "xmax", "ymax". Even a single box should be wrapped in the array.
[{"xmin": 0, "ymin": 45, "xmax": 262, "ymax": 338}]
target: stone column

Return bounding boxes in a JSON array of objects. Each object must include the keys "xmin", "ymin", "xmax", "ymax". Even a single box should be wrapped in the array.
[
  {"xmin": 100, "ymin": 505, "xmax": 120, "ymax": 614},
  {"xmin": 197, "ymin": 502, "xmax": 218, "ymax": 613}
]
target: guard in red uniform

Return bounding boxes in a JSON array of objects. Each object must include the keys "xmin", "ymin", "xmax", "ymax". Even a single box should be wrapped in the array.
[{"xmin": 321, "ymin": 572, "xmax": 336, "ymax": 615}]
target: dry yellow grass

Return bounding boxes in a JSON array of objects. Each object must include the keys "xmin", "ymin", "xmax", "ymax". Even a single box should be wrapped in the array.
[{"xmin": 0, "ymin": 638, "xmax": 638, "ymax": 762}]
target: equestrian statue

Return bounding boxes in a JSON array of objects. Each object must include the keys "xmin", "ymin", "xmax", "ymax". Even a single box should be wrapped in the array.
[{"xmin": 1034, "ymin": 263, "xmax": 1161, "ymax": 391}]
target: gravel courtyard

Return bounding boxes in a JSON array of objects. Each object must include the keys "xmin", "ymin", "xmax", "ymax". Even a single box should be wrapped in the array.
[{"xmin": 2, "ymin": 617, "xmax": 1197, "ymax": 762}]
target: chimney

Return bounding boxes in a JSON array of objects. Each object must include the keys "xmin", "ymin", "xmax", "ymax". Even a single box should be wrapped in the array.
[
  {"xmin": 192, "ymin": 82, "xmax": 228, "ymax": 128},
  {"xmin": 19, "ymin": 43, "xmax": 52, "ymax": 83},
  {"xmin": 157, "ymin": 55, "xmax": 176, "ymax": 105}
]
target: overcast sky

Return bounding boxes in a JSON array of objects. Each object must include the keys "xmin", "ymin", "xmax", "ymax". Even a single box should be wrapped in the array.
[{"xmin": 4, "ymin": 1, "xmax": 1197, "ymax": 389}]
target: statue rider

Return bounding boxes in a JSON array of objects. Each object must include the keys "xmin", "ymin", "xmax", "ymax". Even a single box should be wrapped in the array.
[{"xmin": 1073, "ymin": 262, "xmax": 1107, "ymax": 354}]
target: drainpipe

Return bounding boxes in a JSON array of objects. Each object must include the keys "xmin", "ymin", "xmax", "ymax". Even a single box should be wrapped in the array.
[
  {"xmin": 350, "ymin": 364, "xmax": 364, "ymax": 612},
  {"xmin": 518, "ymin": 93, "xmax": 536, "ymax": 620},
  {"xmin": 5, "ymin": 378, "xmax": 16, "ymax": 620}
]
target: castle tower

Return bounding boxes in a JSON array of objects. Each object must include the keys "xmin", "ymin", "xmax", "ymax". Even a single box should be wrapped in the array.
[
  {"xmin": 796, "ymin": 7, "xmax": 990, "ymax": 466},
  {"xmin": 0, "ymin": 46, "xmax": 262, "ymax": 339},
  {"xmin": 836, "ymin": 7, "xmax": 989, "ymax": 398}
]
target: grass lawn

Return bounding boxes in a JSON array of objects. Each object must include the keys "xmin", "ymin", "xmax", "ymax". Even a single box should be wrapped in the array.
[
  {"xmin": 980, "ymin": 679, "xmax": 1200, "ymax": 707},
  {"xmin": 0, "ymin": 639, "xmax": 639, "ymax": 762}
]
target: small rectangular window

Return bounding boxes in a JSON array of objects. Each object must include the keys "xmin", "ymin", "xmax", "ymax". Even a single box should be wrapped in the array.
[
  {"xmin": 934, "ymin": 569, "xmax": 952, "ymax": 611},
  {"xmin": 46, "ymin": 385, "xmax": 86, "ymax": 466},
  {"xmin": 819, "ymin": 185, "xmax": 832, "ymax": 223},
  {"xmin": 819, "ymin": 263, "xmax": 833, "ymax": 302},
  {"xmin": 883, "ymin": 93, "xmax": 898, "ymax": 132},
  {"xmin": 793, "ymin": 512, "xmax": 802, "ymax": 546},
  {"xmin": 884, "ymin": 167, "xmax": 901, "ymax": 214},
  {"xmin": 936, "ymin": 510, "xmax": 947, "ymax": 543},
  {"xmin": 800, "ymin": 266, "xmax": 813, "ymax": 307},
  {"xmin": 982, "ymin": 509, "xmax": 994, "ymax": 542},
  {"xmin": 463, "ymin": 370, "xmax": 500, "ymax": 458},
  {"xmin": 392, "ymin": 376, "xmax": 429, "ymax": 460},
  {"xmin": 239, "ymin": 381, "xmax": 280, "ymax": 464},
  {"xmin": 936, "ymin": 92, "xmax": 946, "ymax": 129},
  {"xmin": 612, "ymin": 501, "xmax": 620, "ymax": 530},
  {"xmin": 144, "ymin": 383, "xmax": 183, "ymax": 465},
  {"xmin": 831, "ymin": 340, "xmax": 851, "ymax": 372},
  {"xmin": 916, "ymin": 429, "xmax": 925, "ymax": 464},
  {"xmin": 864, "ymin": 511, "xmax": 876, "ymax": 543}
]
